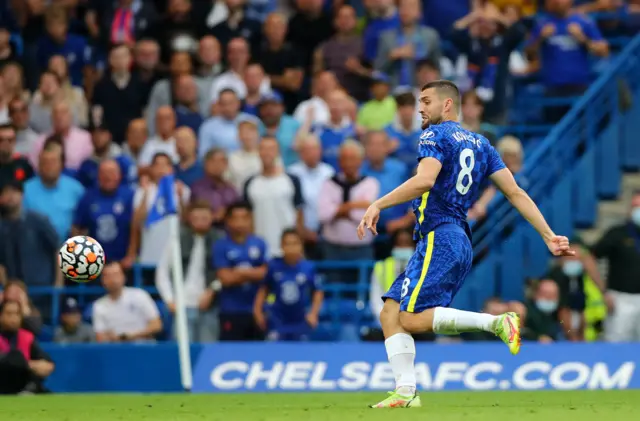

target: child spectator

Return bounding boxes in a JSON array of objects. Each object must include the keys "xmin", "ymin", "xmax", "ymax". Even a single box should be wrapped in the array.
[{"xmin": 357, "ymin": 74, "xmax": 396, "ymax": 131}]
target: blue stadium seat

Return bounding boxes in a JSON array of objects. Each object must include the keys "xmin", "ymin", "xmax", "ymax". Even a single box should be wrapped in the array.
[{"xmin": 155, "ymin": 300, "xmax": 173, "ymax": 341}]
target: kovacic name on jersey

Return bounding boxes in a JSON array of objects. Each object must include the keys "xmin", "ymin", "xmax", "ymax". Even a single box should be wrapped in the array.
[{"xmin": 192, "ymin": 343, "xmax": 638, "ymax": 393}]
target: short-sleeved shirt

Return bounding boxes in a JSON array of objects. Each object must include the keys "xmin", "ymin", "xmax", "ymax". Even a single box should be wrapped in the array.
[
  {"xmin": 413, "ymin": 120, "xmax": 505, "ymax": 239},
  {"xmin": 213, "ymin": 234, "xmax": 268, "ymax": 314},
  {"xmin": 263, "ymin": 258, "xmax": 321, "ymax": 325},
  {"xmin": 244, "ymin": 173, "xmax": 303, "ymax": 257},
  {"xmin": 73, "ymin": 186, "xmax": 135, "ymax": 262},
  {"xmin": 92, "ymin": 287, "xmax": 160, "ymax": 336}
]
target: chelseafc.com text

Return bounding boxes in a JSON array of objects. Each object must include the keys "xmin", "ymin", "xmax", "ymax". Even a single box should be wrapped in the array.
[{"xmin": 208, "ymin": 361, "xmax": 636, "ymax": 392}]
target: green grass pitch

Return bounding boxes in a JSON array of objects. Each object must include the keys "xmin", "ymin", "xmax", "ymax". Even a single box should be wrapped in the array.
[{"xmin": 1, "ymin": 391, "xmax": 638, "ymax": 421}]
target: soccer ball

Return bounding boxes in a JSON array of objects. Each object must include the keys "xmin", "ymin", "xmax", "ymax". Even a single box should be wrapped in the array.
[{"xmin": 58, "ymin": 236, "xmax": 106, "ymax": 282}]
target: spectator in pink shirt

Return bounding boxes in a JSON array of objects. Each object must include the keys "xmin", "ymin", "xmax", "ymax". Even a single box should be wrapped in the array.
[
  {"xmin": 318, "ymin": 139, "xmax": 379, "ymax": 287},
  {"xmin": 30, "ymin": 102, "xmax": 93, "ymax": 171}
]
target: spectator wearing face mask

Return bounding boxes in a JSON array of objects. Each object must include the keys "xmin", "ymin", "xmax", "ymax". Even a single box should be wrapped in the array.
[
  {"xmin": 547, "ymin": 245, "xmax": 605, "ymax": 342},
  {"xmin": 523, "ymin": 279, "xmax": 563, "ymax": 343},
  {"xmin": 592, "ymin": 192, "xmax": 640, "ymax": 342}
]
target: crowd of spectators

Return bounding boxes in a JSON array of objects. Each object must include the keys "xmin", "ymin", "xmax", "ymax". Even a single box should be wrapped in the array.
[{"xmin": 0, "ymin": 0, "xmax": 637, "ymax": 350}]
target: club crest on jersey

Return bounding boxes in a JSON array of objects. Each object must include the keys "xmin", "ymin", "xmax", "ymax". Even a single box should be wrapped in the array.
[{"xmin": 249, "ymin": 246, "xmax": 261, "ymax": 260}]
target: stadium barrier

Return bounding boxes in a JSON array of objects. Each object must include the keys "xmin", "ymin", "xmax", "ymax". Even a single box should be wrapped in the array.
[{"xmin": 42, "ymin": 342, "xmax": 638, "ymax": 393}]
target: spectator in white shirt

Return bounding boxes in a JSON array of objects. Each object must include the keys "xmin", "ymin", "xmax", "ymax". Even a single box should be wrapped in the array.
[
  {"xmin": 243, "ymin": 136, "xmax": 304, "ymax": 257},
  {"xmin": 227, "ymin": 119, "xmax": 262, "ymax": 190},
  {"xmin": 93, "ymin": 262, "xmax": 162, "ymax": 343},
  {"xmin": 293, "ymin": 71, "xmax": 339, "ymax": 125},
  {"xmin": 288, "ymin": 134, "xmax": 334, "ymax": 258},
  {"xmin": 155, "ymin": 200, "xmax": 223, "ymax": 342},
  {"xmin": 209, "ymin": 38, "xmax": 270, "ymax": 105},
  {"xmin": 138, "ymin": 106, "xmax": 178, "ymax": 166}
]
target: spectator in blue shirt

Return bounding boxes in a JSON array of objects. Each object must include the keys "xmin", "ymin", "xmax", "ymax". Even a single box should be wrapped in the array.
[
  {"xmin": 37, "ymin": 6, "xmax": 91, "ymax": 87},
  {"xmin": 174, "ymin": 126, "xmax": 204, "ymax": 188},
  {"xmin": 254, "ymin": 229, "xmax": 323, "ymax": 341},
  {"xmin": 76, "ymin": 122, "xmax": 137, "ymax": 189},
  {"xmin": 526, "ymin": 0, "xmax": 608, "ymax": 121},
  {"xmin": 362, "ymin": 0, "xmax": 400, "ymax": 62},
  {"xmin": 258, "ymin": 91, "xmax": 301, "ymax": 167},
  {"xmin": 385, "ymin": 92, "xmax": 421, "ymax": 166},
  {"xmin": 213, "ymin": 201, "xmax": 269, "ymax": 341},
  {"xmin": 361, "ymin": 130, "xmax": 410, "ymax": 236},
  {"xmin": 301, "ymin": 90, "xmax": 356, "ymax": 170},
  {"xmin": 72, "ymin": 159, "xmax": 135, "ymax": 265},
  {"xmin": 23, "ymin": 141, "xmax": 85, "ymax": 242},
  {"xmin": 174, "ymin": 75, "xmax": 204, "ymax": 134},
  {"xmin": 199, "ymin": 89, "xmax": 255, "ymax": 158}
]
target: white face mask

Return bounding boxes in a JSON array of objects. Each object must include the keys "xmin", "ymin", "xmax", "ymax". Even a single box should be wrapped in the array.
[
  {"xmin": 536, "ymin": 299, "xmax": 558, "ymax": 314},
  {"xmin": 391, "ymin": 247, "xmax": 413, "ymax": 261},
  {"xmin": 562, "ymin": 260, "xmax": 584, "ymax": 277},
  {"xmin": 631, "ymin": 207, "xmax": 640, "ymax": 226}
]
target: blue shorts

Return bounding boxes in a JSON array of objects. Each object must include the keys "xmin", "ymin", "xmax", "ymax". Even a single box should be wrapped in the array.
[{"xmin": 382, "ymin": 224, "xmax": 473, "ymax": 313}]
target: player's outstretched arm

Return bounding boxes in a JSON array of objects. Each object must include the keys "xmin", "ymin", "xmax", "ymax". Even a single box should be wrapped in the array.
[
  {"xmin": 490, "ymin": 168, "xmax": 574, "ymax": 256},
  {"xmin": 358, "ymin": 158, "xmax": 441, "ymax": 238}
]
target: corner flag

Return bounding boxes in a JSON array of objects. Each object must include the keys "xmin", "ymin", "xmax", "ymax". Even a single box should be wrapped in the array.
[{"xmin": 146, "ymin": 175, "xmax": 178, "ymax": 227}]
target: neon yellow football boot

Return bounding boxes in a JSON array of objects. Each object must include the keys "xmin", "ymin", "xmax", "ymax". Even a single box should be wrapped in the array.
[
  {"xmin": 369, "ymin": 391, "xmax": 422, "ymax": 408},
  {"xmin": 494, "ymin": 312, "xmax": 521, "ymax": 355}
]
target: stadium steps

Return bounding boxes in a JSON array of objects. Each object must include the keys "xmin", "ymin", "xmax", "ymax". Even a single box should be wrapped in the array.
[{"xmin": 578, "ymin": 172, "xmax": 640, "ymax": 245}]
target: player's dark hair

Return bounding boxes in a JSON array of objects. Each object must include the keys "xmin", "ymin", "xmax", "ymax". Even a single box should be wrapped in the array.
[
  {"xmin": 225, "ymin": 201, "xmax": 253, "ymax": 218},
  {"xmin": 151, "ymin": 152, "xmax": 173, "ymax": 166},
  {"xmin": 281, "ymin": 228, "xmax": 301, "ymax": 242},
  {"xmin": 395, "ymin": 92, "xmax": 416, "ymax": 107},
  {"xmin": 421, "ymin": 80, "xmax": 461, "ymax": 112}
]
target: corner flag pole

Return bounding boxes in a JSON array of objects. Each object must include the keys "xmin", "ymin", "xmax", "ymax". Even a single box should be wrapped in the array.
[{"xmin": 169, "ymin": 213, "xmax": 193, "ymax": 391}]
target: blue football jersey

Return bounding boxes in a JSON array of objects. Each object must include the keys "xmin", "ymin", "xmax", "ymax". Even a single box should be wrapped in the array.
[
  {"xmin": 264, "ymin": 258, "xmax": 321, "ymax": 324},
  {"xmin": 413, "ymin": 120, "xmax": 506, "ymax": 239}
]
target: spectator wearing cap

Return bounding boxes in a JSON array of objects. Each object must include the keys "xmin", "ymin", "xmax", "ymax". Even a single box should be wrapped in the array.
[
  {"xmin": 147, "ymin": 52, "xmax": 210, "ymax": 136},
  {"xmin": 53, "ymin": 297, "xmax": 94, "ymax": 344},
  {"xmin": 24, "ymin": 142, "xmax": 85, "ymax": 242},
  {"xmin": 132, "ymin": 153, "xmax": 190, "ymax": 273},
  {"xmin": 318, "ymin": 140, "xmax": 379, "ymax": 281},
  {"xmin": 292, "ymin": 71, "xmax": 339, "ymax": 126},
  {"xmin": 0, "ymin": 124, "xmax": 34, "ymax": 191},
  {"xmin": 92, "ymin": 43, "xmax": 145, "ymax": 146},
  {"xmin": 174, "ymin": 75, "xmax": 205, "ymax": 134},
  {"xmin": 374, "ymin": 0, "xmax": 441, "ymax": 88},
  {"xmin": 73, "ymin": 159, "xmax": 136, "ymax": 267},
  {"xmin": 357, "ymin": 74, "xmax": 396, "ymax": 131},
  {"xmin": 138, "ymin": 106, "xmax": 178, "ymax": 166},
  {"xmin": 314, "ymin": 5, "xmax": 370, "ymax": 102},
  {"xmin": 258, "ymin": 91, "xmax": 301, "ymax": 167},
  {"xmin": 122, "ymin": 118, "xmax": 147, "ymax": 162},
  {"xmin": 0, "ymin": 281, "xmax": 43, "ymax": 336},
  {"xmin": 8, "ymin": 98, "xmax": 38, "ymax": 157},
  {"xmin": 301, "ymin": 90, "xmax": 356, "ymax": 171},
  {"xmin": 0, "ymin": 181, "xmax": 61, "ymax": 289},
  {"xmin": 28, "ymin": 71, "xmax": 64, "ymax": 134},
  {"xmin": 227, "ymin": 120, "xmax": 262, "ymax": 191},
  {"xmin": 174, "ymin": 126, "xmax": 204, "ymax": 188},
  {"xmin": 286, "ymin": 0, "xmax": 334, "ymax": 73},
  {"xmin": 199, "ymin": 89, "xmax": 255, "ymax": 158},
  {"xmin": 244, "ymin": 136, "xmax": 304, "ymax": 257},
  {"xmin": 209, "ymin": 0, "xmax": 262, "ymax": 56},
  {"xmin": 210, "ymin": 38, "xmax": 271, "ymax": 104},
  {"xmin": 37, "ymin": 6, "xmax": 90, "ymax": 88},
  {"xmin": 288, "ymin": 135, "xmax": 335, "ymax": 258},
  {"xmin": 192, "ymin": 149, "xmax": 240, "ymax": 226},
  {"xmin": 240, "ymin": 63, "xmax": 269, "ymax": 117},
  {"xmin": 156, "ymin": 200, "xmax": 223, "ymax": 342},
  {"xmin": 361, "ymin": 130, "xmax": 410, "ymax": 240},
  {"xmin": 30, "ymin": 102, "xmax": 93, "ymax": 171},
  {"xmin": 93, "ymin": 262, "xmax": 162, "ymax": 343},
  {"xmin": 76, "ymin": 122, "xmax": 137, "ymax": 189},
  {"xmin": 259, "ymin": 13, "xmax": 304, "ymax": 114},
  {"xmin": 0, "ymin": 300, "xmax": 55, "ymax": 395},
  {"xmin": 385, "ymin": 92, "xmax": 421, "ymax": 166},
  {"xmin": 47, "ymin": 54, "xmax": 89, "ymax": 128}
]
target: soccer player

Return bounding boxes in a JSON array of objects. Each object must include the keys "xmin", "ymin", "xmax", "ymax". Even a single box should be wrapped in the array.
[
  {"xmin": 253, "ymin": 229, "xmax": 323, "ymax": 341},
  {"xmin": 357, "ymin": 80, "xmax": 573, "ymax": 408}
]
